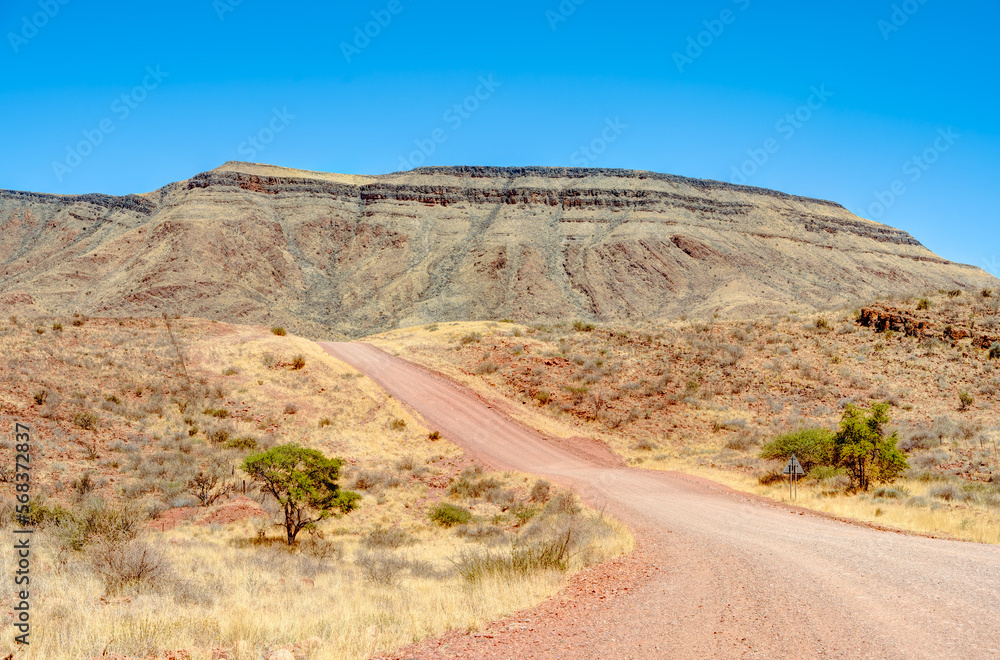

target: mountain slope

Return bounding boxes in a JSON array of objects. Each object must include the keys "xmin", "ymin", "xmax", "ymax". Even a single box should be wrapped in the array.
[{"xmin": 0, "ymin": 162, "xmax": 994, "ymax": 337}]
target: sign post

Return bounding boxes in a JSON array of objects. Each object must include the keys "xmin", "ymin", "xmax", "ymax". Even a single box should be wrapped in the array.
[{"xmin": 782, "ymin": 454, "xmax": 805, "ymax": 500}]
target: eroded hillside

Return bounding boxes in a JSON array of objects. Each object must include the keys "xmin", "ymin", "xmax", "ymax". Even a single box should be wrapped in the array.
[{"xmin": 1, "ymin": 162, "xmax": 994, "ymax": 337}]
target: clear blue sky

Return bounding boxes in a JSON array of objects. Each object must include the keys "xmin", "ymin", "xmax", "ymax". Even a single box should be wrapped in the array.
[{"xmin": 2, "ymin": 0, "xmax": 998, "ymax": 271}]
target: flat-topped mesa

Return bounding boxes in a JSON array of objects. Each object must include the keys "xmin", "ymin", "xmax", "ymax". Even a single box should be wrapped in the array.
[
  {"xmin": 0, "ymin": 162, "xmax": 992, "ymax": 338},
  {"xmin": 402, "ymin": 165, "xmax": 848, "ymax": 207},
  {"xmin": 0, "ymin": 188, "xmax": 156, "ymax": 214},
  {"xmin": 190, "ymin": 164, "xmax": 920, "ymax": 247}
]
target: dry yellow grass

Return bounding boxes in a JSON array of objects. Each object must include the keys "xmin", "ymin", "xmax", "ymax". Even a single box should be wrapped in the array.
[
  {"xmin": 0, "ymin": 316, "xmax": 633, "ymax": 659},
  {"xmin": 0, "ymin": 509, "xmax": 631, "ymax": 659}
]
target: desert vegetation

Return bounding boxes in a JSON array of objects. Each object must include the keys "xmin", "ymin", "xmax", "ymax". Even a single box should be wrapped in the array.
[
  {"xmin": 0, "ymin": 317, "xmax": 631, "ymax": 659},
  {"xmin": 372, "ymin": 290, "xmax": 1000, "ymax": 543}
]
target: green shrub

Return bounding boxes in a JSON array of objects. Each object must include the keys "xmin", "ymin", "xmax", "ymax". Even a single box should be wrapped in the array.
[
  {"xmin": 271, "ymin": 327, "xmax": 287, "ymax": 336},
  {"xmin": 223, "ymin": 436, "xmax": 258, "ymax": 451},
  {"xmin": 759, "ymin": 428, "xmax": 834, "ymax": 472},
  {"xmin": 959, "ymin": 391, "xmax": 974, "ymax": 411},
  {"xmin": 512, "ymin": 503, "xmax": 538, "ymax": 525},
  {"xmin": 203, "ymin": 407, "xmax": 230, "ymax": 418},
  {"xmin": 534, "ymin": 390, "xmax": 551, "ymax": 405},
  {"xmin": 916, "ymin": 298, "xmax": 931, "ymax": 310},
  {"xmin": 573, "ymin": 320, "xmax": 595, "ymax": 332},
  {"xmin": 429, "ymin": 502, "xmax": 471, "ymax": 527},
  {"xmin": 989, "ymin": 342, "xmax": 1000, "ymax": 360},
  {"xmin": 807, "ymin": 465, "xmax": 844, "ymax": 480},
  {"xmin": 56, "ymin": 499, "xmax": 145, "ymax": 552},
  {"xmin": 291, "ymin": 355, "xmax": 306, "ymax": 370},
  {"xmin": 17, "ymin": 498, "xmax": 72, "ymax": 528}
]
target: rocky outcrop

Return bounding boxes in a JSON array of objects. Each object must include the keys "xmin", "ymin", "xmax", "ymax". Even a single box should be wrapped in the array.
[
  {"xmin": 0, "ymin": 162, "xmax": 996, "ymax": 338},
  {"xmin": 858, "ymin": 303, "xmax": 1000, "ymax": 350},
  {"xmin": 857, "ymin": 307, "xmax": 935, "ymax": 337}
]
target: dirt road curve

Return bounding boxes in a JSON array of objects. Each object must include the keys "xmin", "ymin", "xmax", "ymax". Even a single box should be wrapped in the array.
[{"xmin": 320, "ymin": 342, "xmax": 1000, "ymax": 659}]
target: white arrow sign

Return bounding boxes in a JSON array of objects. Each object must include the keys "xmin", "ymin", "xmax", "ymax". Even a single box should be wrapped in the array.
[{"xmin": 783, "ymin": 455, "xmax": 805, "ymax": 476}]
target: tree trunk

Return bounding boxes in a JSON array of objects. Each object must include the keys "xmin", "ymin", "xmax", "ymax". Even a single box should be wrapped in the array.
[{"xmin": 285, "ymin": 503, "xmax": 296, "ymax": 545}]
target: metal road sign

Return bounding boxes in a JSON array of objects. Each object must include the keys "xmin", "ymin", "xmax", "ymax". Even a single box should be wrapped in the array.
[{"xmin": 783, "ymin": 455, "xmax": 805, "ymax": 476}]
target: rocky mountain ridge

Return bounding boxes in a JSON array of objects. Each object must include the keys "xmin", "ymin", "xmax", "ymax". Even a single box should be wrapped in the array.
[{"xmin": 0, "ymin": 162, "xmax": 994, "ymax": 338}]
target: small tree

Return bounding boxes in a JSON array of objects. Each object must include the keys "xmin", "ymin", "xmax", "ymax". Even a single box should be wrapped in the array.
[
  {"xmin": 185, "ymin": 470, "xmax": 234, "ymax": 507},
  {"xmin": 758, "ymin": 428, "xmax": 834, "ymax": 473},
  {"xmin": 241, "ymin": 444, "xmax": 360, "ymax": 544},
  {"xmin": 833, "ymin": 403, "xmax": 908, "ymax": 491}
]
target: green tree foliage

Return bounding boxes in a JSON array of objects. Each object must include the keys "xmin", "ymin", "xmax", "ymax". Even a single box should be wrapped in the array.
[
  {"xmin": 758, "ymin": 428, "xmax": 834, "ymax": 473},
  {"xmin": 428, "ymin": 502, "xmax": 471, "ymax": 527},
  {"xmin": 833, "ymin": 403, "xmax": 908, "ymax": 491},
  {"xmin": 241, "ymin": 444, "xmax": 360, "ymax": 544}
]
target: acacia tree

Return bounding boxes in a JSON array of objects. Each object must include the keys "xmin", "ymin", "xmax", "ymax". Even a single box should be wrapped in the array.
[
  {"xmin": 833, "ymin": 402, "xmax": 908, "ymax": 491},
  {"xmin": 241, "ymin": 444, "xmax": 360, "ymax": 544}
]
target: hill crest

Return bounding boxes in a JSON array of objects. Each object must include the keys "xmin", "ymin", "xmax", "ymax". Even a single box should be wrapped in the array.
[{"xmin": 0, "ymin": 162, "xmax": 994, "ymax": 338}]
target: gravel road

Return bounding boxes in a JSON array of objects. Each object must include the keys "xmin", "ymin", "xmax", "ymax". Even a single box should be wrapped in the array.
[{"xmin": 320, "ymin": 342, "xmax": 1000, "ymax": 659}]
